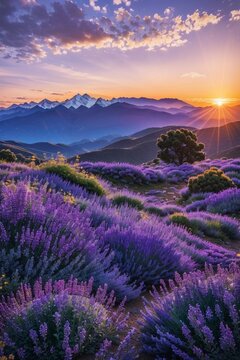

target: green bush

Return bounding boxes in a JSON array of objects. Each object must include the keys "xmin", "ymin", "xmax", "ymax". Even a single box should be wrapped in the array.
[
  {"xmin": 157, "ymin": 129, "xmax": 205, "ymax": 165},
  {"xmin": 43, "ymin": 163, "xmax": 105, "ymax": 196},
  {"xmin": 169, "ymin": 213, "xmax": 193, "ymax": 230},
  {"xmin": 0, "ymin": 149, "xmax": 17, "ymax": 162},
  {"xmin": 145, "ymin": 206, "xmax": 165, "ymax": 217},
  {"xmin": 112, "ymin": 195, "xmax": 144, "ymax": 210},
  {"xmin": 188, "ymin": 167, "xmax": 235, "ymax": 193}
]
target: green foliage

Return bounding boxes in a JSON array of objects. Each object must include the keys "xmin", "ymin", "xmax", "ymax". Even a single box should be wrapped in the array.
[
  {"xmin": 0, "ymin": 149, "xmax": 17, "ymax": 163},
  {"xmin": 145, "ymin": 206, "xmax": 165, "ymax": 217},
  {"xmin": 188, "ymin": 167, "xmax": 235, "ymax": 194},
  {"xmin": 157, "ymin": 128, "xmax": 205, "ymax": 165},
  {"xmin": 169, "ymin": 213, "xmax": 192, "ymax": 230},
  {"xmin": 112, "ymin": 195, "xmax": 144, "ymax": 210},
  {"xmin": 43, "ymin": 163, "xmax": 105, "ymax": 196},
  {"xmin": 16, "ymin": 153, "xmax": 27, "ymax": 163}
]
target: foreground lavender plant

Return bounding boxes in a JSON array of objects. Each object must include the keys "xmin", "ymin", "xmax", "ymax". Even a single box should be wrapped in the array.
[
  {"xmin": 141, "ymin": 264, "xmax": 240, "ymax": 359},
  {"xmin": 0, "ymin": 278, "xmax": 129, "ymax": 359},
  {"xmin": 0, "ymin": 181, "xmax": 139, "ymax": 300}
]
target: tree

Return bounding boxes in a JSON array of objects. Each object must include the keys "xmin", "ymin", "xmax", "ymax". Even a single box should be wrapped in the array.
[
  {"xmin": 157, "ymin": 129, "xmax": 205, "ymax": 165},
  {"xmin": 0, "ymin": 149, "xmax": 17, "ymax": 162}
]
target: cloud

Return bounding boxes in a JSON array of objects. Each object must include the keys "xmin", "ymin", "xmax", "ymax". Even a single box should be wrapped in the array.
[
  {"xmin": 31, "ymin": 89, "xmax": 43, "ymax": 92},
  {"xmin": 0, "ymin": 1, "xmax": 223, "ymax": 61},
  {"xmin": 113, "ymin": 0, "xmax": 131, "ymax": 6},
  {"xmin": 230, "ymin": 10, "xmax": 240, "ymax": 21},
  {"xmin": 181, "ymin": 72, "xmax": 206, "ymax": 79},
  {"xmin": 164, "ymin": 7, "xmax": 174, "ymax": 17},
  {"xmin": 89, "ymin": 0, "xmax": 107, "ymax": 13}
]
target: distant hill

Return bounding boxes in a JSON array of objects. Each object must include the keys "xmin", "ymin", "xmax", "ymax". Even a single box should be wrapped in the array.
[
  {"xmin": 0, "ymin": 141, "xmax": 36, "ymax": 158},
  {"xmin": 79, "ymin": 126, "xmax": 195, "ymax": 164},
  {"xmin": 0, "ymin": 136, "xmax": 121, "ymax": 160},
  {"xmin": 212, "ymin": 145, "xmax": 240, "ymax": 159},
  {"xmin": 79, "ymin": 122, "xmax": 240, "ymax": 164},
  {"xmin": 197, "ymin": 121, "xmax": 240, "ymax": 156}
]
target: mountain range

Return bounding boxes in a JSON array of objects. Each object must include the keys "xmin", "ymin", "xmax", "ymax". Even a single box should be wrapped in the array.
[
  {"xmin": 0, "ymin": 94, "xmax": 239, "ymax": 144},
  {"xmin": 6, "ymin": 94, "xmax": 194, "ymax": 111}
]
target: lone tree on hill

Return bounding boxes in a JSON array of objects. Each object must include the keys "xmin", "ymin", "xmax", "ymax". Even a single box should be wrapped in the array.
[
  {"xmin": 157, "ymin": 129, "xmax": 205, "ymax": 165},
  {"xmin": 0, "ymin": 149, "xmax": 17, "ymax": 163}
]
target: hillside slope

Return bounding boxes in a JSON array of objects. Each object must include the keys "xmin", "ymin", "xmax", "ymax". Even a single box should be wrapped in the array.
[{"xmin": 79, "ymin": 122, "xmax": 240, "ymax": 164}]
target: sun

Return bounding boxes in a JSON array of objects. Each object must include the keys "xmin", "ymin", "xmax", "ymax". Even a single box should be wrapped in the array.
[{"xmin": 213, "ymin": 98, "xmax": 226, "ymax": 107}]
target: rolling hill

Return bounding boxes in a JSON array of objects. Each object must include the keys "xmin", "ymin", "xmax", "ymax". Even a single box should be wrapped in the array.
[{"xmin": 79, "ymin": 122, "xmax": 240, "ymax": 164}]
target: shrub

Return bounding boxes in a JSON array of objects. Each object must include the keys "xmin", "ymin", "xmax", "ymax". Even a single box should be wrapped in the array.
[
  {"xmin": 112, "ymin": 195, "xmax": 144, "ymax": 210},
  {"xmin": 145, "ymin": 205, "xmax": 183, "ymax": 217},
  {"xmin": 141, "ymin": 264, "xmax": 240, "ymax": 359},
  {"xmin": 206, "ymin": 188, "xmax": 240, "ymax": 215},
  {"xmin": 0, "ymin": 181, "xmax": 138, "ymax": 301},
  {"xmin": 157, "ymin": 128, "xmax": 205, "ymax": 165},
  {"xmin": 43, "ymin": 163, "xmax": 105, "ymax": 196},
  {"xmin": 188, "ymin": 167, "xmax": 235, "ymax": 194},
  {"xmin": 170, "ymin": 225, "xmax": 237, "ymax": 268},
  {"xmin": 0, "ymin": 278, "xmax": 129, "ymax": 359},
  {"xmin": 0, "ymin": 149, "xmax": 17, "ymax": 163},
  {"xmin": 100, "ymin": 223, "xmax": 195, "ymax": 287},
  {"xmin": 169, "ymin": 212, "xmax": 240, "ymax": 241},
  {"xmin": 169, "ymin": 212, "xmax": 192, "ymax": 230},
  {"xmin": 80, "ymin": 162, "xmax": 165, "ymax": 185}
]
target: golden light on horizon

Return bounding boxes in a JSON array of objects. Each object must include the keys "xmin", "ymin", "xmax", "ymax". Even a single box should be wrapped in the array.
[{"xmin": 213, "ymin": 98, "xmax": 226, "ymax": 107}]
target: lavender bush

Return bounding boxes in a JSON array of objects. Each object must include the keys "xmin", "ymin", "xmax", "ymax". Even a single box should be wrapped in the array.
[
  {"xmin": 168, "ymin": 211, "xmax": 240, "ymax": 240},
  {"xmin": 80, "ymin": 161, "xmax": 165, "ymax": 185},
  {"xmin": 0, "ymin": 181, "xmax": 139, "ymax": 300},
  {"xmin": 141, "ymin": 264, "xmax": 240, "ymax": 359},
  {"xmin": 207, "ymin": 188, "xmax": 240, "ymax": 215},
  {"xmin": 145, "ymin": 204, "xmax": 184, "ymax": 217},
  {"xmin": 0, "ymin": 278, "xmax": 129, "ymax": 359},
  {"xmin": 99, "ymin": 223, "xmax": 195, "ymax": 287}
]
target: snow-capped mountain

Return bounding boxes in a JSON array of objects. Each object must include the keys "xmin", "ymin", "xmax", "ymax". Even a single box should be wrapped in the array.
[
  {"xmin": 95, "ymin": 97, "xmax": 118, "ymax": 107},
  {"xmin": 8, "ymin": 99, "xmax": 59, "ymax": 110},
  {"xmin": 3, "ymin": 94, "xmax": 193, "ymax": 112},
  {"xmin": 9, "ymin": 101, "xmax": 38, "ymax": 110},
  {"xmin": 38, "ymin": 99, "xmax": 60, "ymax": 109},
  {"xmin": 63, "ymin": 94, "xmax": 97, "ymax": 108}
]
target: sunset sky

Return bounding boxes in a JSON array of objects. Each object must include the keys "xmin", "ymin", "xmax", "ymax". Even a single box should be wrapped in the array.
[{"xmin": 0, "ymin": 0, "xmax": 240, "ymax": 107}]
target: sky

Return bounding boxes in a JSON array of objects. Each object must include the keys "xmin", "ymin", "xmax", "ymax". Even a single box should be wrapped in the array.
[{"xmin": 0, "ymin": 0, "xmax": 240, "ymax": 107}]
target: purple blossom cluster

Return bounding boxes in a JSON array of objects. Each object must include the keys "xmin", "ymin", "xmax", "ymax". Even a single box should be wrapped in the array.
[
  {"xmin": 141, "ymin": 264, "xmax": 240, "ymax": 359},
  {"xmin": 0, "ymin": 277, "xmax": 130, "ymax": 359},
  {"xmin": 0, "ymin": 180, "xmax": 138, "ymax": 300},
  {"xmin": 168, "ymin": 211, "xmax": 240, "ymax": 240},
  {"xmin": 186, "ymin": 188, "xmax": 240, "ymax": 215},
  {"xmin": 80, "ymin": 161, "xmax": 165, "ymax": 185},
  {"xmin": 78, "ymin": 158, "xmax": 240, "ymax": 188},
  {"xmin": 150, "ymin": 158, "xmax": 240, "ymax": 185}
]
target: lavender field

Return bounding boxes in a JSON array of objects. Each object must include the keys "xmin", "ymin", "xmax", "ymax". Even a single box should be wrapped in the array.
[{"xmin": 0, "ymin": 157, "xmax": 239, "ymax": 359}]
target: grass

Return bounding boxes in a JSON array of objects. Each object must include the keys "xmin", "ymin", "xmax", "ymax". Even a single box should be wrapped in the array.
[{"xmin": 42, "ymin": 163, "xmax": 106, "ymax": 196}]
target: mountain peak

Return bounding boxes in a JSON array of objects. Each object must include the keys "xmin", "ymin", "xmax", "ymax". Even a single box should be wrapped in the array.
[{"xmin": 5, "ymin": 94, "xmax": 193, "ymax": 111}]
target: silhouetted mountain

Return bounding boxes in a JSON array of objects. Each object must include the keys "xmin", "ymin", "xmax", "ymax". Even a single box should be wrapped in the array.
[{"xmin": 0, "ymin": 103, "xmax": 191, "ymax": 143}]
